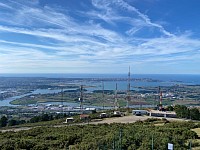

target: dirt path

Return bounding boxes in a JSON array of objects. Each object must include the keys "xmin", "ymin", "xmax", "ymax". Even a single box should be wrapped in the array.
[
  {"xmin": 1, "ymin": 127, "xmax": 32, "ymax": 133},
  {"xmin": 0, "ymin": 115, "xmax": 186, "ymax": 132},
  {"xmin": 91, "ymin": 115, "xmax": 151, "ymax": 124}
]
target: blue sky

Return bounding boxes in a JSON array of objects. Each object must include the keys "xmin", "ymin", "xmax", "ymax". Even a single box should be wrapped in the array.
[{"xmin": 0, "ymin": 0, "xmax": 200, "ymax": 74}]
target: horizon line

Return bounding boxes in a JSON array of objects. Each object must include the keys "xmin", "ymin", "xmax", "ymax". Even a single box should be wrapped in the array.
[{"xmin": 0, "ymin": 73, "xmax": 200, "ymax": 75}]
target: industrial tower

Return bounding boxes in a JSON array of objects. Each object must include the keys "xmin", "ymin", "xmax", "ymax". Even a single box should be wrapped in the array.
[
  {"xmin": 102, "ymin": 82, "xmax": 105, "ymax": 110},
  {"xmin": 126, "ymin": 66, "xmax": 131, "ymax": 108},
  {"xmin": 61, "ymin": 87, "xmax": 64, "ymax": 114},
  {"xmin": 114, "ymin": 83, "xmax": 119, "ymax": 110},
  {"xmin": 79, "ymin": 85, "xmax": 84, "ymax": 111},
  {"xmin": 158, "ymin": 86, "xmax": 163, "ymax": 111}
]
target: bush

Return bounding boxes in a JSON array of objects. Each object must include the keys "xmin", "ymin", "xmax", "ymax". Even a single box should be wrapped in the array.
[
  {"xmin": 144, "ymin": 118, "xmax": 160, "ymax": 122},
  {"xmin": 0, "ymin": 121, "xmax": 198, "ymax": 149}
]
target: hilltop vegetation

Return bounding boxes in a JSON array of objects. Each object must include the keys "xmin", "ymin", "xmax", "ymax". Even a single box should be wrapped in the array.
[{"xmin": 0, "ymin": 120, "xmax": 198, "ymax": 150}]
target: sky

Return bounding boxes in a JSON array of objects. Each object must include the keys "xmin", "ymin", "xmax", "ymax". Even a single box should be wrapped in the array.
[{"xmin": 0, "ymin": 0, "xmax": 200, "ymax": 74}]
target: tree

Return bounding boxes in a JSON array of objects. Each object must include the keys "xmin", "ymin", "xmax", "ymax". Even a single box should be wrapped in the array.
[
  {"xmin": 167, "ymin": 105, "xmax": 174, "ymax": 111},
  {"xmin": 189, "ymin": 108, "xmax": 200, "ymax": 120},
  {"xmin": 174, "ymin": 105, "xmax": 189, "ymax": 118},
  {"xmin": 41, "ymin": 114, "xmax": 50, "ymax": 121},
  {"xmin": 8, "ymin": 119, "xmax": 18, "ymax": 126},
  {"xmin": 0, "ymin": 116, "xmax": 8, "ymax": 127},
  {"xmin": 30, "ymin": 116, "xmax": 40, "ymax": 123}
]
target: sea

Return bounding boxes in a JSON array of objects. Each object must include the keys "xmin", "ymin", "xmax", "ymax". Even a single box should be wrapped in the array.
[
  {"xmin": 1, "ymin": 74, "xmax": 200, "ymax": 88},
  {"xmin": 1, "ymin": 73, "xmax": 200, "ymax": 84}
]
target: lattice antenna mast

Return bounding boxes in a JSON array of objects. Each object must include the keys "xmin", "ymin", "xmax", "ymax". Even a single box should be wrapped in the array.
[
  {"xmin": 61, "ymin": 87, "xmax": 64, "ymax": 114},
  {"xmin": 80, "ymin": 85, "xmax": 83, "ymax": 111},
  {"xmin": 102, "ymin": 82, "xmax": 105, "ymax": 110},
  {"xmin": 159, "ymin": 86, "xmax": 163, "ymax": 110},
  {"xmin": 127, "ymin": 66, "xmax": 131, "ymax": 108},
  {"xmin": 114, "ymin": 83, "xmax": 118, "ymax": 110}
]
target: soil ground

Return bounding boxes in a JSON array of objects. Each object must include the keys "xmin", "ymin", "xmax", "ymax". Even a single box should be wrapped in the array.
[{"xmin": 0, "ymin": 115, "xmax": 185, "ymax": 132}]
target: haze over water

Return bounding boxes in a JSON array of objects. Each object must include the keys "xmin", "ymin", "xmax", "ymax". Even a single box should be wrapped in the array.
[{"xmin": 1, "ymin": 74, "xmax": 200, "ymax": 84}]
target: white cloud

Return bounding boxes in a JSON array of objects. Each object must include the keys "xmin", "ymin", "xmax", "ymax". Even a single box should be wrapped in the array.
[
  {"xmin": 91, "ymin": 0, "xmax": 174, "ymax": 37},
  {"xmin": 0, "ymin": 0, "xmax": 199, "ymax": 73},
  {"xmin": 0, "ymin": 2, "xmax": 13, "ymax": 9}
]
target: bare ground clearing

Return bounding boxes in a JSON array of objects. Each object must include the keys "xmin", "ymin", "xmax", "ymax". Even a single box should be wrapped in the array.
[{"xmin": 0, "ymin": 115, "xmax": 187, "ymax": 133}]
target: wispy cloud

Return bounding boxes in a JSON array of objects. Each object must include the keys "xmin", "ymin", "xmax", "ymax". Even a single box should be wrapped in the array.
[
  {"xmin": 91, "ymin": 0, "xmax": 174, "ymax": 37},
  {"xmin": 0, "ymin": 2, "xmax": 13, "ymax": 9},
  {"xmin": 0, "ymin": 0, "xmax": 199, "ymax": 73}
]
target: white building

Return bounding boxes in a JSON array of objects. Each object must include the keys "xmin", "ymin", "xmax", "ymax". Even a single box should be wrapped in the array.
[{"xmin": 132, "ymin": 110, "xmax": 149, "ymax": 116}]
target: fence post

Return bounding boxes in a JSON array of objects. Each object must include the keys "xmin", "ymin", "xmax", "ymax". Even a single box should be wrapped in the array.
[{"xmin": 152, "ymin": 135, "xmax": 154, "ymax": 150}]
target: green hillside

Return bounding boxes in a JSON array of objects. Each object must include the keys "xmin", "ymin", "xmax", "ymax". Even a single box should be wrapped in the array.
[{"xmin": 0, "ymin": 120, "xmax": 199, "ymax": 150}]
